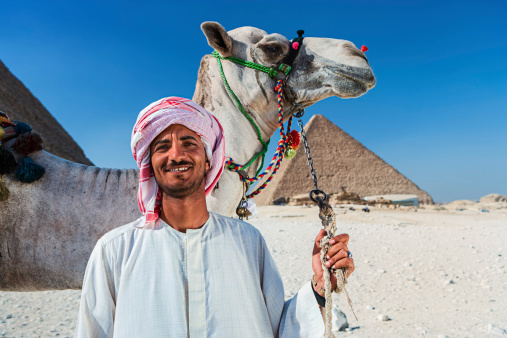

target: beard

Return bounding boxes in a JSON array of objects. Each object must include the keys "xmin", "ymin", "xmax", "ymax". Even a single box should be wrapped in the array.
[{"xmin": 155, "ymin": 162, "xmax": 207, "ymax": 199}]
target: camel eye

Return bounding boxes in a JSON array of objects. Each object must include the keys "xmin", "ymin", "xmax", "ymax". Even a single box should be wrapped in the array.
[
  {"xmin": 267, "ymin": 45, "xmax": 279, "ymax": 53},
  {"xmin": 257, "ymin": 40, "xmax": 286, "ymax": 61}
]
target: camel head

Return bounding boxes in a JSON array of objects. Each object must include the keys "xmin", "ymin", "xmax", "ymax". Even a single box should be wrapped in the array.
[{"xmin": 200, "ymin": 21, "xmax": 376, "ymax": 124}]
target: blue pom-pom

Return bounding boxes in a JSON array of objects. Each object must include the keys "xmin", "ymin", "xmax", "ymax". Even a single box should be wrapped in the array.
[
  {"xmin": 16, "ymin": 157, "xmax": 45, "ymax": 183},
  {"xmin": 14, "ymin": 121, "xmax": 32, "ymax": 134}
]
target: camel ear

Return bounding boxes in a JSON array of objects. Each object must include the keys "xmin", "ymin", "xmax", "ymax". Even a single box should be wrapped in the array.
[{"xmin": 201, "ymin": 22, "xmax": 233, "ymax": 57}]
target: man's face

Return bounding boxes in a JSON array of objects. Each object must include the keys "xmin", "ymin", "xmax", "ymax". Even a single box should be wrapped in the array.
[{"xmin": 150, "ymin": 124, "xmax": 210, "ymax": 199}]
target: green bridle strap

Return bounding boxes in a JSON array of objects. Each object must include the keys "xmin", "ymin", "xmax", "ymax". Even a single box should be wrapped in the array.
[
  {"xmin": 212, "ymin": 50, "xmax": 271, "ymax": 174},
  {"xmin": 212, "ymin": 50, "xmax": 281, "ymax": 78}
]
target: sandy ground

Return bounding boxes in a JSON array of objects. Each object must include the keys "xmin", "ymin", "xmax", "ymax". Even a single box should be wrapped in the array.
[{"xmin": 1, "ymin": 204, "xmax": 506, "ymax": 337}]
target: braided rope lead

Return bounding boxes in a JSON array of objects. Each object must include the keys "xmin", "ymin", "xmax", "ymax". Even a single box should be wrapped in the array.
[
  {"xmin": 225, "ymin": 80, "xmax": 294, "ymax": 198},
  {"xmin": 318, "ymin": 202, "xmax": 357, "ymax": 337}
]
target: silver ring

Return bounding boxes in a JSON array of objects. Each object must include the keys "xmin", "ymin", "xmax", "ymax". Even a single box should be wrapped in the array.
[{"xmin": 347, "ymin": 251, "xmax": 353, "ymax": 259}]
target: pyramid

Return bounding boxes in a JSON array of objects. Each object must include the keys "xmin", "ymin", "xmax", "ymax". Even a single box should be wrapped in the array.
[
  {"xmin": 254, "ymin": 114, "xmax": 433, "ymax": 205},
  {"xmin": 0, "ymin": 59, "xmax": 92, "ymax": 165}
]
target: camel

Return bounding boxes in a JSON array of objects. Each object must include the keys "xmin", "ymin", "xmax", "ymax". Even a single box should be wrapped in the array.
[{"xmin": 0, "ymin": 22, "xmax": 375, "ymax": 291}]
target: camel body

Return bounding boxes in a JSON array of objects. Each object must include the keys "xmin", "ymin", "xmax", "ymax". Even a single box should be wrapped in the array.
[{"xmin": 0, "ymin": 22, "xmax": 375, "ymax": 290}]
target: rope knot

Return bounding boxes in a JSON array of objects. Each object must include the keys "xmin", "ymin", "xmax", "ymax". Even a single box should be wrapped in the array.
[{"xmin": 268, "ymin": 68, "xmax": 279, "ymax": 79}]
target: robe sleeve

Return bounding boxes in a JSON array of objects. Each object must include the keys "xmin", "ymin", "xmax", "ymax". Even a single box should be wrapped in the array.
[
  {"xmin": 260, "ymin": 237, "xmax": 325, "ymax": 338},
  {"xmin": 75, "ymin": 240, "xmax": 116, "ymax": 338}
]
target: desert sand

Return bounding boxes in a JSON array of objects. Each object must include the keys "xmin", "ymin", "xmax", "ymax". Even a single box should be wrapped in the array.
[{"xmin": 0, "ymin": 203, "xmax": 506, "ymax": 337}]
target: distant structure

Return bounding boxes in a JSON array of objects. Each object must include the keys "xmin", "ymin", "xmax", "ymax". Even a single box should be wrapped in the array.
[
  {"xmin": 0, "ymin": 59, "xmax": 92, "ymax": 165},
  {"xmin": 254, "ymin": 114, "xmax": 433, "ymax": 205},
  {"xmin": 364, "ymin": 194, "xmax": 419, "ymax": 206}
]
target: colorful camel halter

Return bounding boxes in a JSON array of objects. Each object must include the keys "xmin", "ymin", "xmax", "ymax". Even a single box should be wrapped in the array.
[
  {"xmin": 212, "ymin": 30, "xmax": 305, "ymax": 202},
  {"xmin": 0, "ymin": 111, "xmax": 46, "ymax": 201}
]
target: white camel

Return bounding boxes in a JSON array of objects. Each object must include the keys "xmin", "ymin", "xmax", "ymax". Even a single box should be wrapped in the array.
[{"xmin": 0, "ymin": 22, "xmax": 375, "ymax": 291}]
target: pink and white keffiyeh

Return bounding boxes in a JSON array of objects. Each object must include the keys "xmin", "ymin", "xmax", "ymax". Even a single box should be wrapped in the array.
[{"xmin": 131, "ymin": 97, "xmax": 225, "ymax": 224}]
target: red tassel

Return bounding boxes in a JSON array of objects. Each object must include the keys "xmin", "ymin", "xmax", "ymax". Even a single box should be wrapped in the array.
[
  {"xmin": 12, "ymin": 132, "xmax": 43, "ymax": 155},
  {"xmin": 287, "ymin": 130, "xmax": 300, "ymax": 150},
  {"xmin": 361, "ymin": 45, "xmax": 368, "ymax": 52}
]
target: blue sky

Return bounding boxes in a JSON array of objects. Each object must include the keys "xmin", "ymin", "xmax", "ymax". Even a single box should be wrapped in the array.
[{"xmin": 1, "ymin": 0, "xmax": 506, "ymax": 202}]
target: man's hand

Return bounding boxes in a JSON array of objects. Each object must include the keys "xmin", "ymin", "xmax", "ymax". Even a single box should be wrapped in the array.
[{"xmin": 311, "ymin": 230, "xmax": 355, "ymax": 297}]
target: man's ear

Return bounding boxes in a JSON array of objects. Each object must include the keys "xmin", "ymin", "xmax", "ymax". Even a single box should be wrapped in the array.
[
  {"xmin": 205, "ymin": 160, "xmax": 210, "ymax": 172},
  {"xmin": 201, "ymin": 21, "xmax": 233, "ymax": 57}
]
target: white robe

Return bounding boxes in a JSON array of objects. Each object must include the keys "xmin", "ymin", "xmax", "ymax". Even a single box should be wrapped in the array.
[{"xmin": 75, "ymin": 212, "xmax": 325, "ymax": 337}]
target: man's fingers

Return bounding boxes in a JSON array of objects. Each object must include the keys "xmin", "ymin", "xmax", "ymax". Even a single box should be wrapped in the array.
[
  {"xmin": 324, "ymin": 248, "xmax": 348, "ymax": 267},
  {"xmin": 313, "ymin": 229, "xmax": 326, "ymax": 252},
  {"xmin": 320, "ymin": 233, "xmax": 355, "ymax": 280},
  {"xmin": 326, "ymin": 242, "xmax": 348, "ymax": 258},
  {"xmin": 329, "ymin": 233, "xmax": 349, "ymax": 246},
  {"xmin": 332, "ymin": 257, "xmax": 354, "ymax": 271}
]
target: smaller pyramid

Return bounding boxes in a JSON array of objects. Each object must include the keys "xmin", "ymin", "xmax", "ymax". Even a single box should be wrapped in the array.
[
  {"xmin": 0, "ymin": 59, "xmax": 92, "ymax": 165},
  {"xmin": 254, "ymin": 114, "xmax": 433, "ymax": 205}
]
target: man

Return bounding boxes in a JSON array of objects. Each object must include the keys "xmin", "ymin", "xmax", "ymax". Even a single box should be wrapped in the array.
[{"xmin": 75, "ymin": 97, "xmax": 355, "ymax": 337}]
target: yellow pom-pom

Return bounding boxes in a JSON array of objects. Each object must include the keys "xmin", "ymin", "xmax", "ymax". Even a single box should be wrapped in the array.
[
  {"xmin": 0, "ymin": 127, "xmax": 5, "ymax": 140},
  {"xmin": 284, "ymin": 148, "xmax": 297, "ymax": 159},
  {"xmin": 0, "ymin": 179, "xmax": 9, "ymax": 201}
]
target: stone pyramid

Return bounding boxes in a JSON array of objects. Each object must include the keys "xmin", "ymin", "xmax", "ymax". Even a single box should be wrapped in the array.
[
  {"xmin": 254, "ymin": 114, "xmax": 433, "ymax": 205},
  {"xmin": 0, "ymin": 59, "xmax": 92, "ymax": 165}
]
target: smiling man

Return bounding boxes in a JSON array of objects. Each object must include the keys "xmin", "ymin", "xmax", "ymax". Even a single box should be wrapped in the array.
[{"xmin": 75, "ymin": 97, "xmax": 355, "ymax": 337}]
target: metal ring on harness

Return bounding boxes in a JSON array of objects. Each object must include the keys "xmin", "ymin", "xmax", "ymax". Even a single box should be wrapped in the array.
[
  {"xmin": 293, "ymin": 103, "xmax": 305, "ymax": 118},
  {"xmin": 310, "ymin": 189, "xmax": 328, "ymax": 204}
]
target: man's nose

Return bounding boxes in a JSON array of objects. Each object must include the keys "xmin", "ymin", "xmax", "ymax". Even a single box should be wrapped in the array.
[{"xmin": 168, "ymin": 143, "xmax": 187, "ymax": 161}]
